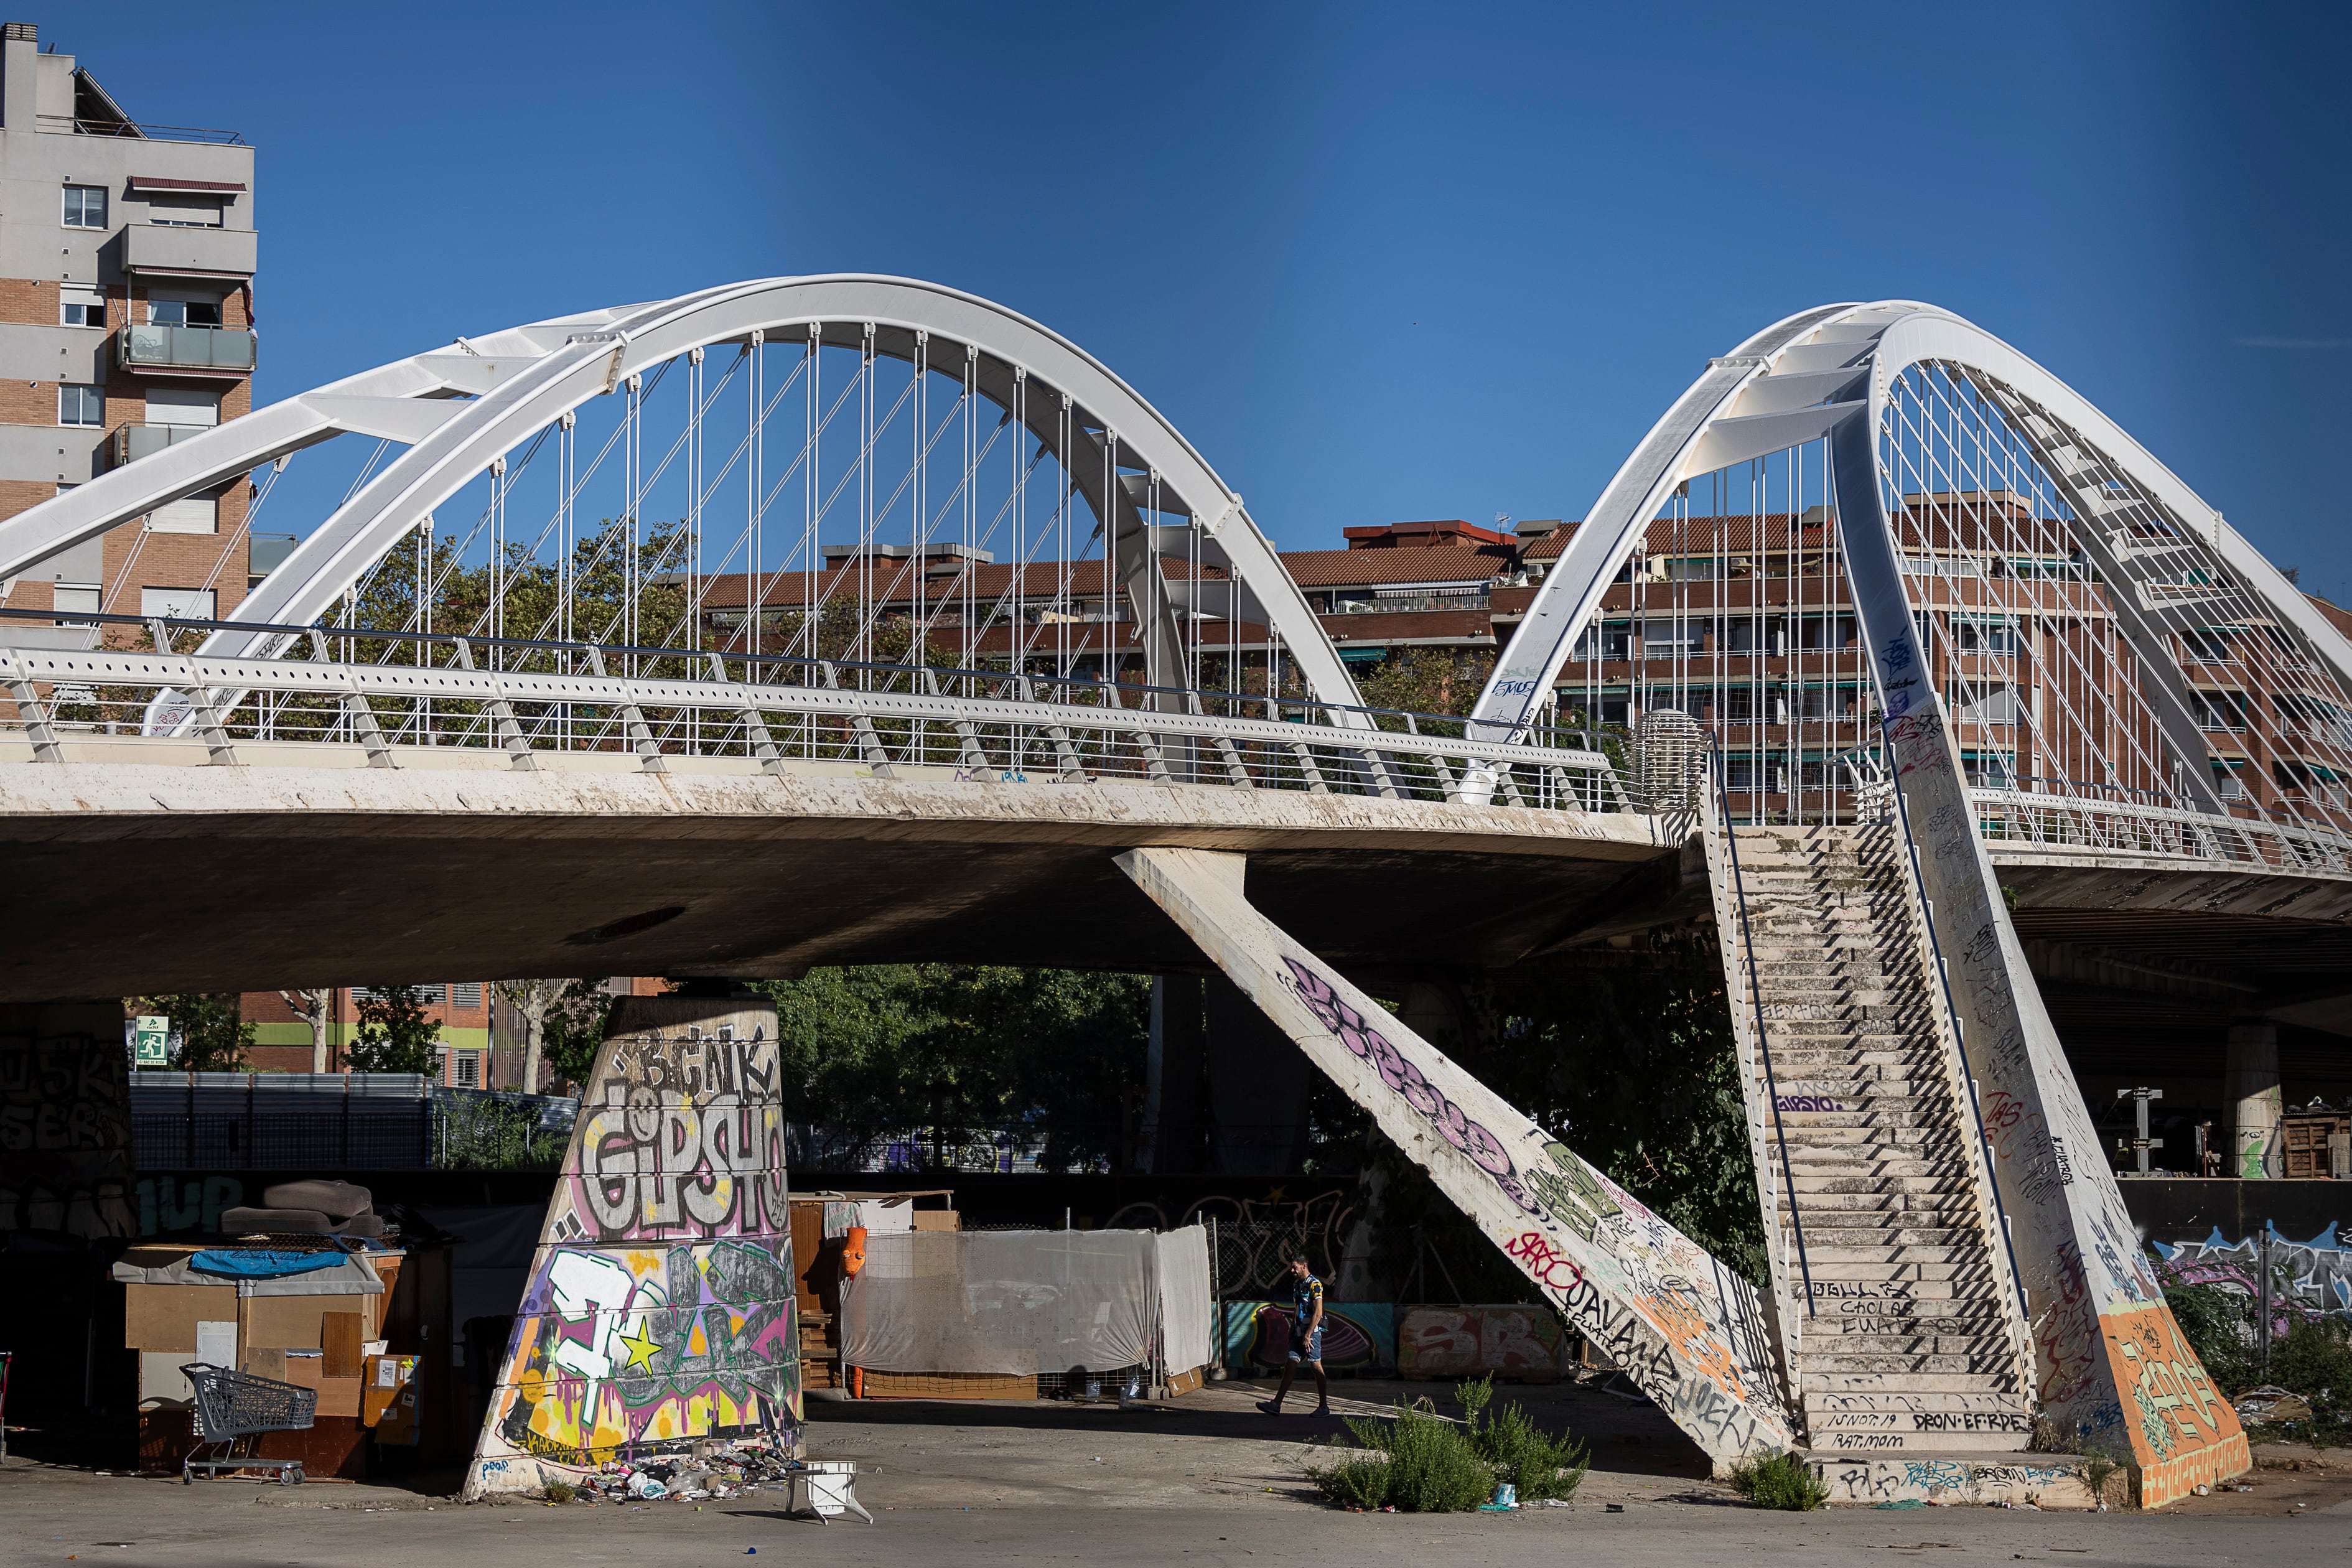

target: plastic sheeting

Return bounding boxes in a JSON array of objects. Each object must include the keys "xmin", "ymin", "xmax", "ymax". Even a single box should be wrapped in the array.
[
  {"xmin": 841, "ymin": 1226, "xmax": 1212, "ymax": 1376},
  {"xmin": 1155, "ymin": 1228, "xmax": 1212, "ymax": 1375}
]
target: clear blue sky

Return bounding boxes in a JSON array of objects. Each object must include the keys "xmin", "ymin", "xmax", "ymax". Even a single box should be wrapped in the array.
[{"xmin": 63, "ymin": 0, "xmax": 2352, "ymax": 602}]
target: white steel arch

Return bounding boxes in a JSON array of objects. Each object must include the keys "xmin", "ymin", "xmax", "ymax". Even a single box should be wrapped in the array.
[
  {"xmin": 1474, "ymin": 301, "xmax": 2352, "ymax": 762},
  {"xmin": 0, "ymin": 275, "xmax": 1367, "ymax": 717}
]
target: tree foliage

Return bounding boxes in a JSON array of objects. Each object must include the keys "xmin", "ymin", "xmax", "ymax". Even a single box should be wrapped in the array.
[
  {"xmin": 758, "ymin": 965, "xmax": 1147, "ymax": 1172},
  {"xmin": 346, "ymin": 983, "xmax": 441, "ymax": 1074},
  {"xmin": 129, "ymin": 992, "xmax": 253, "ymax": 1072}
]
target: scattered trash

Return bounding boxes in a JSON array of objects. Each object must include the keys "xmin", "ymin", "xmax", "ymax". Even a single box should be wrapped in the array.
[
  {"xmin": 2232, "ymin": 1386, "xmax": 2314, "ymax": 1424},
  {"xmin": 745, "ymin": 1550, "xmax": 757, "ymax": 1556},
  {"xmin": 2193, "ymin": 1483, "xmax": 2210, "ymax": 1496},
  {"xmin": 1875, "ymin": 1499, "xmax": 1927, "ymax": 1510},
  {"xmin": 1478, "ymin": 1482, "xmax": 1518, "ymax": 1511},
  {"xmin": 1603, "ymin": 1503, "xmax": 1623, "ymax": 1513}
]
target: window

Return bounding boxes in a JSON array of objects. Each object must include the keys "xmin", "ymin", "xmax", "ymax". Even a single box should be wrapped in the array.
[
  {"xmin": 151, "ymin": 493, "xmax": 218, "ymax": 534},
  {"xmin": 1954, "ymin": 620, "xmax": 2018, "ymax": 656},
  {"xmin": 449, "ymin": 982, "xmax": 483, "ymax": 1010},
  {"xmin": 1571, "ymin": 625, "xmax": 1630, "ymax": 661},
  {"xmin": 139, "ymin": 586, "xmax": 215, "ymax": 619},
  {"xmin": 2193, "ymin": 691, "xmax": 2248, "ymax": 732},
  {"xmin": 1641, "ymin": 620, "xmax": 1701, "ymax": 656},
  {"xmin": 61, "ymin": 185, "xmax": 107, "ymax": 228},
  {"xmin": 53, "ymin": 584, "xmax": 99, "ymax": 623},
  {"xmin": 58, "ymin": 384, "xmax": 103, "ymax": 427},
  {"xmin": 453, "ymin": 1051, "xmax": 482, "ymax": 1089},
  {"xmin": 2182, "ymin": 628, "xmax": 2233, "ymax": 663},
  {"xmin": 1722, "ymin": 686, "xmax": 1757, "ymax": 722},
  {"xmin": 59, "ymin": 284, "xmax": 105, "ymax": 328},
  {"xmin": 148, "ymin": 298, "xmax": 224, "ymax": 327},
  {"xmin": 147, "ymin": 386, "xmax": 220, "ymax": 428},
  {"xmin": 146, "ymin": 193, "xmax": 224, "ymax": 228}
]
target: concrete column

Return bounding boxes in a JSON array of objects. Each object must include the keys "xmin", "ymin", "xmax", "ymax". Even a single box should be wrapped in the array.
[
  {"xmin": 2226, "ymin": 1021, "xmax": 2282, "ymax": 1180},
  {"xmin": 1144, "ymin": 975, "xmax": 1205, "ymax": 1175},
  {"xmin": 1204, "ymin": 974, "xmax": 1311, "ymax": 1175}
]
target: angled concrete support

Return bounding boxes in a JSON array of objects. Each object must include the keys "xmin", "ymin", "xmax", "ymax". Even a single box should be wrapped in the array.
[
  {"xmin": 1831, "ymin": 416, "xmax": 2249, "ymax": 1505},
  {"xmin": 1116, "ymin": 846, "xmax": 1796, "ymax": 1469}
]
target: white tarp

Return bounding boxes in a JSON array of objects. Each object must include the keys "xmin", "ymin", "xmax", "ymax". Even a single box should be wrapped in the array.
[
  {"xmin": 1155, "ymin": 1226, "xmax": 1212, "ymax": 1374},
  {"xmin": 840, "ymin": 1226, "xmax": 1212, "ymax": 1377}
]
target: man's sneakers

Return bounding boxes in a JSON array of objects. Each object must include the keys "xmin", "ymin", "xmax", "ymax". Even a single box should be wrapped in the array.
[
  {"xmin": 1314, "ymin": 1404, "xmax": 1332, "ymax": 1417},
  {"xmin": 1256, "ymin": 1399, "xmax": 1284, "ymax": 1416}
]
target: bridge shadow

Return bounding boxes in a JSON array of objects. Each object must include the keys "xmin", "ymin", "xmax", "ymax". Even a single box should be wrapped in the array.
[{"xmin": 801, "ymin": 1372, "xmax": 1712, "ymax": 1482}]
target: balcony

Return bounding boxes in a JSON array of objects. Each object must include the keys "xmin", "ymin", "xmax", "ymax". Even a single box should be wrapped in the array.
[
  {"xmin": 108, "ymin": 422, "xmax": 208, "ymax": 469},
  {"xmin": 117, "ymin": 322, "xmax": 256, "ymax": 376},
  {"xmin": 122, "ymin": 223, "xmax": 257, "ymax": 281}
]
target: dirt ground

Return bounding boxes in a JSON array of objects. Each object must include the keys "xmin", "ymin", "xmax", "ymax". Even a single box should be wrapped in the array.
[{"xmin": 2, "ymin": 1374, "xmax": 2348, "ymax": 1566}]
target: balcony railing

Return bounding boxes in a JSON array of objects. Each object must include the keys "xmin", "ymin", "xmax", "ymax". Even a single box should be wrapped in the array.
[
  {"xmin": 108, "ymin": 422, "xmax": 207, "ymax": 469},
  {"xmin": 117, "ymin": 322, "xmax": 256, "ymax": 375},
  {"xmin": 37, "ymin": 114, "xmax": 245, "ymax": 144}
]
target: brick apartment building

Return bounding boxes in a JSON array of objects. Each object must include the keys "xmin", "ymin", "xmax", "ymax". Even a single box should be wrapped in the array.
[
  {"xmin": 238, "ymin": 977, "xmax": 671, "ymax": 1090},
  {"xmin": 0, "ymin": 22, "xmax": 265, "ymax": 632}
]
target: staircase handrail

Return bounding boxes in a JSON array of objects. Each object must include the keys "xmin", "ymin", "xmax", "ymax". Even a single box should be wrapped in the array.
[
  {"xmin": 1709, "ymin": 734, "xmax": 1816, "ymax": 1319},
  {"xmin": 1872, "ymin": 718, "xmax": 2039, "ymax": 1390}
]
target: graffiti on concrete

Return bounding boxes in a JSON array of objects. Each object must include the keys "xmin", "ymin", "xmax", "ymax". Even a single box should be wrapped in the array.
[
  {"xmin": 1272, "ymin": 948, "xmax": 1789, "ymax": 1458},
  {"xmin": 1105, "ymin": 1190, "xmax": 1364, "ymax": 1302},
  {"xmin": 1860, "ymin": 670, "xmax": 2244, "ymax": 1501},
  {"xmin": 1221, "ymin": 1300, "xmax": 1391, "ymax": 1370},
  {"xmin": 2155, "ymin": 1224, "xmax": 2352, "ymax": 1318},
  {"xmin": 0, "ymin": 1032, "xmax": 135, "ymax": 1239},
  {"xmin": 1396, "ymin": 1304, "xmax": 1564, "ymax": 1382},
  {"xmin": 467, "ymin": 1002, "xmax": 800, "ymax": 1500}
]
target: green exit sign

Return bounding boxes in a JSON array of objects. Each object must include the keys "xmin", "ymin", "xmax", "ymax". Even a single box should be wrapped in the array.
[{"xmin": 133, "ymin": 1014, "xmax": 170, "ymax": 1066}]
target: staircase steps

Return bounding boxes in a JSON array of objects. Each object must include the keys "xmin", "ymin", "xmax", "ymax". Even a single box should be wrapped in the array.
[{"xmin": 1714, "ymin": 817, "xmax": 2037, "ymax": 1454}]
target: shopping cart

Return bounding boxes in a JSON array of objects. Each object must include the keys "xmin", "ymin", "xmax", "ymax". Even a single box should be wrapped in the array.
[{"xmin": 179, "ymin": 1363, "xmax": 317, "ymax": 1485}]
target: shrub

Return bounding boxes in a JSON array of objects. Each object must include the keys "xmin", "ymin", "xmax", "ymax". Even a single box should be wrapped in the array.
[
  {"xmin": 541, "ymin": 1480, "xmax": 576, "ymax": 1503},
  {"xmin": 1457, "ymin": 1374, "xmax": 1589, "ymax": 1503},
  {"xmin": 2161, "ymin": 1281, "xmax": 2257, "ymax": 1391},
  {"xmin": 1305, "ymin": 1400, "xmax": 1492, "ymax": 1513},
  {"xmin": 2266, "ymin": 1317, "xmax": 2352, "ymax": 1445},
  {"xmin": 1728, "ymin": 1452, "xmax": 1829, "ymax": 1511}
]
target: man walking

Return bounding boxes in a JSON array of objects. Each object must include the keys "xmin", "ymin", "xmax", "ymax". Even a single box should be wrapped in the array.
[{"xmin": 1257, "ymin": 1251, "xmax": 1330, "ymax": 1417}]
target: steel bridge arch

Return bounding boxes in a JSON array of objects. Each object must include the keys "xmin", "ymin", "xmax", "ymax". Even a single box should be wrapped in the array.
[
  {"xmin": 0, "ymin": 274, "xmax": 1367, "ymax": 717},
  {"xmin": 1472, "ymin": 299, "xmax": 2352, "ymax": 777}
]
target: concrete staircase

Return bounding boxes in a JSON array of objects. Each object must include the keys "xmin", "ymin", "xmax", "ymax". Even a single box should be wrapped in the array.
[{"xmin": 1706, "ymin": 808, "xmax": 2038, "ymax": 1455}]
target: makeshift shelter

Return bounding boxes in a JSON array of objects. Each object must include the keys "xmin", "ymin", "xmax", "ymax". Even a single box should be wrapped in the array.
[{"xmin": 839, "ymin": 1225, "xmax": 1211, "ymax": 1399}]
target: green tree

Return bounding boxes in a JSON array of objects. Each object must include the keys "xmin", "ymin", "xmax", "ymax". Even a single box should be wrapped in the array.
[
  {"xmin": 129, "ymin": 993, "xmax": 253, "ymax": 1072},
  {"xmin": 757, "ymin": 965, "xmax": 1149, "ymax": 1172},
  {"xmin": 541, "ymin": 979, "xmax": 618, "ymax": 1091},
  {"xmin": 347, "ymin": 984, "xmax": 442, "ymax": 1074}
]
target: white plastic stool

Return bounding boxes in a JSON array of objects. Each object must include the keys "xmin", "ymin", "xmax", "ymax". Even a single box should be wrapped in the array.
[{"xmin": 785, "ymin": 1459, "xmax": 873, "ymax": 1524}]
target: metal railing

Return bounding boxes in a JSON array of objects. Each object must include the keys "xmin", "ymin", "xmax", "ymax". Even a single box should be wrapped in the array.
[
  {"xmin": 39, "ymin": 114, "xmax": 246, "ymax": 144},
  {"xmin": 0, "ymin": 609, "xmax": 1624, "ymax": 811},
  {"xmin": 108, "ymin": 422, "xmax": 207, "ymax": 469},
  {"xmin": 117, "ymin": 322, "xmax": 256, "ymax": 373},
  {"xmin": 1971, "ymin": 786, "xmax": 2352, "ymax": 877},
  {"xmin": 1706, "ymin": 736, "xmax": 1815, "ymax": 1320}
]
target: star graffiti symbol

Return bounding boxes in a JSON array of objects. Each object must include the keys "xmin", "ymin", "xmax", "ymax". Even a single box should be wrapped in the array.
[{"xmin": 617, "ymin": 1322, "xmax": 661, "ymax": 1373}]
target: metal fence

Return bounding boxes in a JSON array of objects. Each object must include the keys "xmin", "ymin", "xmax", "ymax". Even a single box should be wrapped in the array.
[{"xmin": 129, "ymin": 1071, "xmax": 432, "ymax": 1170}]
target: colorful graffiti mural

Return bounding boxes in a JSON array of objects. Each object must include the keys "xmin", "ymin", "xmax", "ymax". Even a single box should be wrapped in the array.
[
  {"xmin": 1221, "ymin": 1301, "xmax": 1394, "ymax": 1371},
  {"xmin": 464, "ymin": 997, "xmax": 801, "ymax": 1500},
  {"xmin": 2155, "ymin": 1224, "xmax": 2352, "ymax": 1319},
  {"xmin": 0, "ymin": 1013, "xmax": 137, "ymax": 1239}
]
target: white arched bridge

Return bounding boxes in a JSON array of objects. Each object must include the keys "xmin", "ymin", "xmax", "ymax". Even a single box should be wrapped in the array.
[{"xmin": 3, "ymin": 281, "xmax": 2340, "ymax": 1503}]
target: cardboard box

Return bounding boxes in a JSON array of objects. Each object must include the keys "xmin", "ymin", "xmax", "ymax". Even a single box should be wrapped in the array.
[
  {"xmin": 910, "ymin": 1210, "xmax": 961, "ymax": 1233},
  {"xmin": 123, "ymin": 1284, "xmax": 239, "ymax": 1353},
  {"xmin": 284, "ymin": 1350, "xmax": 324, "ymax": 1389},
  {"xmin": 243, "ymin": 1295, "xmax": 329, "ymax": 1351},
  {"xmin": 241, "ymin": 1347, "xmax": 288, "ymax": 1381},
  {"xmin": 315, "ymin": 1375, "xmax": 361, "ymax": 1419}
]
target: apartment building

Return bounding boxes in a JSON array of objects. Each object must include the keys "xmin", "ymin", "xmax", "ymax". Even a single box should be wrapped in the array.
[
  {"xmin": 0, "ymin": 22, "xmax": 257, "ymax": 631},
  {"xmin": 240, "ymin": 977, "xmax": 671, "ymax": 1088}
]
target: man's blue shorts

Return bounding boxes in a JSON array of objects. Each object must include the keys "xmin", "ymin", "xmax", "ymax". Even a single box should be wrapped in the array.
[{"xmin": 1289, "ymin": 1325, "xmax": 1323, "ymax": 1364}]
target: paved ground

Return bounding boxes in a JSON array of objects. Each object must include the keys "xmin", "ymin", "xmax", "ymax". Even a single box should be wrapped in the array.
[{"xmin": 4, "ymin": 1377, "xmax": 2348, "ymax": 1566}]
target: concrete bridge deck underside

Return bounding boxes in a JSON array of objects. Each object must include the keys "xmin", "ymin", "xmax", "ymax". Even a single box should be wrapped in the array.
[{"xmin": 0, "ymin": 750, "xmax": 1683, "ymax": 1001}]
